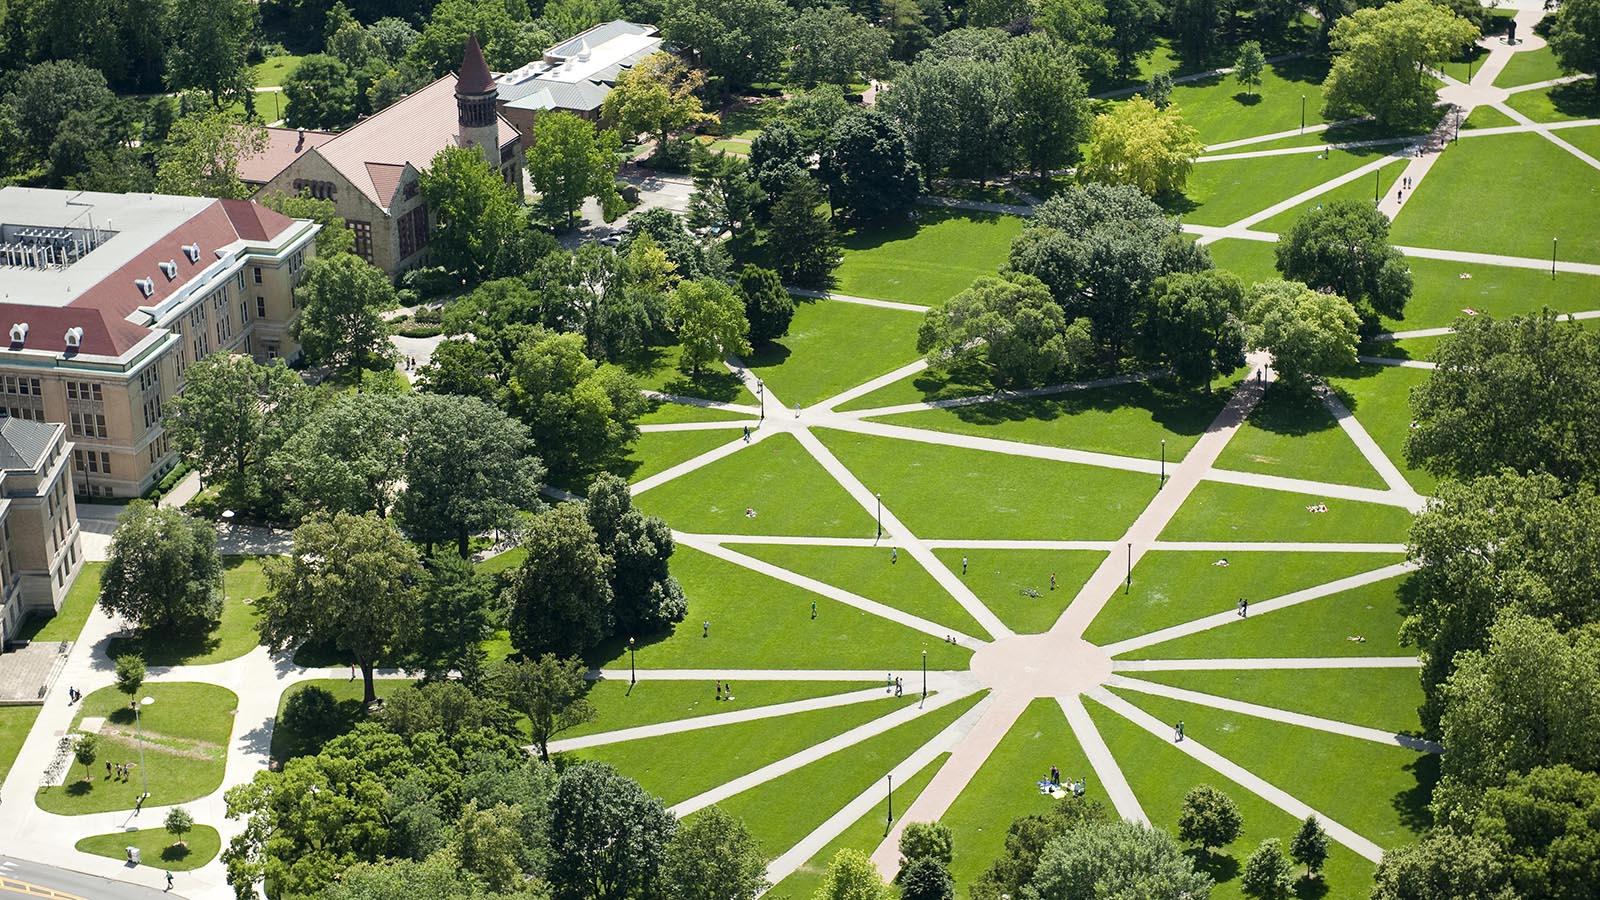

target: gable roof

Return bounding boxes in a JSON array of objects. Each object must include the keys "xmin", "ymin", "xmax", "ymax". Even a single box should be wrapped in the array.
[
  {"xmin": 308, "ymin": 74, "xmax": 518, "ymax": 211},
  {"xmin": 238, "ymin": 127, "xmax": 337, "ymax": 186}
]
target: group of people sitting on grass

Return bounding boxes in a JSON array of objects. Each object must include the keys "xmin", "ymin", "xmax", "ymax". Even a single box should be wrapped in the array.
[
  {"xmin": 1039, "ymin": 765, "xmax": 1086, "ymax": 798},
  {"xmin": 1305, "ymin": 503, "xmax": 1329, "ymax": 514}
]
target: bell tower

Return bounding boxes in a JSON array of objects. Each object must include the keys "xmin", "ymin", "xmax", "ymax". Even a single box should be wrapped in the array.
[{"xmin": 456, "ymin": 34, "xmax": 501, "ymax": 167}]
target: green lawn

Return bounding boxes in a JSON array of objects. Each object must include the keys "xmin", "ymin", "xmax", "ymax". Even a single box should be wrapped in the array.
[
  {"xmin": 1120, "ymin": 667, "xmax": 1424, "ymax": 734},
  {"xmin": 1380, "ymin": 255, "xmax": 1600, "ymax": 332},
  {"xmin": 1085, "ymin": 550, "xmax": 1402, "ymax": 646},
  {"xmin": 637, "ymin": 400, "xmax": 753, "ymax": 426},
  {"xmin": 565, "ymin": 680, "xmax": 879, "ymax": 739},
  {"xmin": 697, "ymin": 136, "xmax": 750, "ymax": 155},
  {"xmin": 1559, "ymin": 123, "xmax": 1600, "ymax": 161},
  {"xmin": 1119, "ymin": 573, "xmax": 1412, "ymax": 659},
  {"xmin": 871, "ymin": 380, "xmax": 1231, "ymax": 462},
  {"xmin": 1205, "ymin": 239, "xmax": 1282, "ymax": 284},
  {"xmin": 1462, "ymin": 104, "xmax": 1519, "ymax": 129},
  {"xmin": 0, "ymin": 705, "xmax": 40, "ymax": 786},
  {"xmin": 835, "ymin": 357, "xmax": 1002, "ymax": 412},
  {"xmin": 734, "ymin": 544, "xmax": 993, "ymax": 639},
  {"xmin": 744, "ymin": 299, "xmax": 924, "ymax": 407},
  {"xmin": 1176, "ymin": 147, "xmax": 1381, "ymax": 226},
  {"xmin": 270, "ymin": 677, "xmax": 415, "ymax": 761},
  {"xmin": 712, "ymin": 693, "xmax": 984, "ymax": 869},
  {"xmin": 634, "ymin": 432, "xmax": 874, "ymax": 537},
  {"xmin": 587, "ymin": 545, "xmax": 973, "ymax": 671},
  {"xmin": 1327, "ymin": 364, "xmax": 1437, "ymax": 494},
  {"xmin": 1160, "ymin": 482, "xmax": 1416, "ymax": 543},
  {"xmin": 1390, "ymin": 133, "xmax": 1600, "ymax": 263},
  {"xmin": 619, "ymin": 343, "xmax": 757, "ymax": 405},
  {"xmin": 1502, "ymin": 80, "xmax": 1600, "ymax": 123},
  {"xmin": 941, "ymin": 698, "xmax": 1092, "ymax": 895},
  {"xmin": 938, "ymin": 548, "xmax": 1107, "ymax": 635},
  {"xmin": 619, "ymin": 429, "xmax": 742, "ymax": 484},
  {"xmin": 833, "ymin": 209, "xmax": 1025, "ymax": 306},
  {"xmin": 1494, "ymin": 45, "xmax": 1569, "ymax": 88},
  {"xmin": 250, "ymin": 54, "xmax": 305, "ymax": 88},
  {"xmin": 75, "ymin": 825, "xmax": 221, "ymax": 871},
  {"xmin": 716, "ymin": 98, "xmax": 784, "ymax": 138},
  {"xmin": 1087, "ymin": 698, "xmax": 1377, "ymax": 900},
  {"xmin": 1253, "ymin": 156, "xmax": 1405, "ymax": 233},
  {"xmin": 569, "ymin": 694, "xmax": 918, "ymax": 805},
  {"xmin": 1213, "ymin": 385, "xmax": 1386, "ymax": 489},
  {"xmin": 16, "ymin": 562, "xmax": 102, "ymax": 643},
  {"xmin": 39, "ymin": 682, "xmax": 236, "ymax": 815},
  {"xmin": 1114, "ymin": 690, "xmax": 1436, "ymax": 848},
  {"xmin": 816, "ymin": 429, "xmax": 1156, "ymax": 541},
  {"xmin": 106, "ymin": 557, "xmax": 268, "ymax": 666},
  {"xmin": 765, "ymin": 752, "xmax": 950, "ymax": 898},
  {"xmin": 1361, "ymin": 334, "xmax": 1444, "ymax": 362},
  {"xmin": 476, "ymin": 547, "xmax": 525, "ymax": 577},
  {"xmin": 1168, "ymin": 56, "xmax": 1331, "ymax": 146}
]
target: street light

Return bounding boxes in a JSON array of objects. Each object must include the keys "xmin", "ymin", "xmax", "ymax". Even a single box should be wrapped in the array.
[
  {"xmin": 1160, "ymin": 439, "xmax": 1166, "ymax": 488},
  {"xmin": 1125, "ymin": 542, "xmax": 1132, "ymax": 594},
  {"xmin": 1300, "ymin": 95, "xmax": 1306, "ymax": 134},
  {"xmin": 628, "ymin": 637, "xmax": 636, "ymax": 687},
  {"xmin": 1374, "ymin": 169, "xmax": 1381, "ymax": 206},
  {"xmin": 921, "ymin": 649, "xmax": 927, "ymax": 707},
  {"xmin": 875, "ymin": 492, "xmax": 882, "ymax": 541},
  {"xmin": 134, "ymin": 696, "xmax": 154, "ymax": 810},
  {"xmin": 886, "ymin": 773, "xmax": 894, "ymax": 826},
  {"xmin": 757, "ymin": 379, "xmax": 765, "ymax": 423},
  {"xmin": 1553, "ymin": 238, "xmax": 1559, "ymax": 279}
]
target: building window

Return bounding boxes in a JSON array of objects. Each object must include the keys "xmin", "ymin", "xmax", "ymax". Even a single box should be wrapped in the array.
[
  {"xmin": 349, "ymin": 220, "xmax": 373, "ymax": 262},
  {"xmin": 256, "ymin": 296, "xmax": 267, "ymax": 319},
  {"xmin": 253, "ymin": 266, "xmax": 263, "ymax": 284},
  {"xmin": 398, "ymin": 205, "xmax": 430, "ymax": 259},
  {"xmin": 292, "ymin": 179, "xmax": 337, "ymax": 200}
]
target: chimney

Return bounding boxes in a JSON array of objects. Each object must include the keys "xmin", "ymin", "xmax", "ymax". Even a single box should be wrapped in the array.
[{"xmin": 296, "ymin": 129, "xmax": 306, "ymax": 152}]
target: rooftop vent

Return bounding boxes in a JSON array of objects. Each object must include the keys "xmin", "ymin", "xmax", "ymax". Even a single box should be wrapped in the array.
[
  {"xmin": 181, "ymin": 244, "xmax": 200, "ymax": 263},
  {"xmin": 135, "ymin": 277, "xmax": 155, "ymax": 298},
  {"xmin": 64, "ymin": 327, "xmax": 83, "ymax": 349},
  {"xmin": 159, "ymin": 260, "xmax": 178, "ymax": 280},
  {"xmin": 9, "ymin": 323, "xmax": 28, "ymax": 345}
]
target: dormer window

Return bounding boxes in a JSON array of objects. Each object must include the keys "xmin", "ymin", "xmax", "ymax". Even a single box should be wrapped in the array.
[
  {"xmin": 64, "ymin": 327, "xmax": 83, "ymax": 349},
  {"xmin": 8, "ymin": 323, "xmax": 28, "ymax": 345},
  {"xmin": 182, "ymin": 244, "xmax": 200, "ymax": 263},
  {"xmin": 135, "ymin": 277, "xmax": 155, "ymax": 298},
  {"xmin": 159, "ymin": 260, "xmax": 178, "ymax": 280}
]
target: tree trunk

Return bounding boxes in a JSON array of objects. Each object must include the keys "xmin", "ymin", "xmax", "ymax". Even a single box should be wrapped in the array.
[
  {"xmin": 456, "ymin": 525, "xmax": 471, "ymax": 559},
  {"xmin": 360, "ymin": 658, "xmax": 376, "ymax": 706}
]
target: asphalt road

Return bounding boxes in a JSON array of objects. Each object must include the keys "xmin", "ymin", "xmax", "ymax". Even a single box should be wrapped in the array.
[{"xmin": 0, "ymin": 856, "xmax": 179, "ymax": 900}]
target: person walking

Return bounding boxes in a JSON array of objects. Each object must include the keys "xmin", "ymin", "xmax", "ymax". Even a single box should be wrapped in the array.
[
  {"xmin": 1049, "ymin": 572, "xmax": 1056, "ymax": 591},
  {"xmin": 811, "ymin": 601, "xmax": 817, "ymax": 619},
  {"xmin": 165, "ymin": 871, "xmax": 174, "ymax": 892},
  {"xmin": 891, "ymin": 547, "xmax": 898, "ymax": 564},
  {"xmin": 962, "ymin": 556, "xmax": 968, "ymax": 575},
  {"xmin": 1238, "ymin": 597, "xmax": 1248, "ymax": 617},
  {"xmin": 703, "ymin": 620, "xmax": 710, "ymax": 638}
]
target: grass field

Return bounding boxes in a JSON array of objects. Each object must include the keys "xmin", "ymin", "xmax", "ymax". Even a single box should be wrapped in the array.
[
  {"xmin": 1166, "ymin": 57, "xmax": 1332, "ymax": 146},
  {"xmin": 0, "ymin": 705, "xmax": 40, "ymax": 787},
  {"xmin": 1088, "ymin": 699, "xmax": 1377, "ymax": 900},
  {"xmin": 250, "ymin": 54, "xmax": 305, "ymax": 88},
  {"xmin": 744, "ymin": 299, "xmax": 924, "ymax": 407},
  {"xmin": 1390, "ymin": 133, "xmax": 1600, "ymax": 264},
  {"xmin": 871, "ymin": 380, "xmax": 1231, "ymax": 462},
  {"xmin": 75, "ymin": 825, "xmax": 221, "ymax": 870},
  {"xmin": 620, "ymin": 343, "xmax": 757, "ymax": 405},
  {"xmin": 1213, "ymin": 385, "xmax": 1385, "ymax": 488},
  {"xmin": 1177, "ymin": 147, "xmax": 1380, "ymax": 226},
  {"xmin": 1084, "ymin": 550, "xmax": 1402, "ymax": 646},
  {"xmin": 106, "ymin": 557, "xmax": 267, "ymax": 666},
  {"xmin": 1462, "ymin": 104, "xmax": 1520, "ymax": 129},
  {"xmin": 1119, "ymin": 573, "xmax": 1412, "ymax": 659},
  {"xmin": 637, "ymin": 400, "xmax": 753, "ymax": 426},
  {"xmin": 1115, "ymin": 690, "xmax": 1436, "ymax": 847},
  {"xmin": 1120, "ymin": 667, "xmax": 1424, "ymax": 734},
  {"xmin": 634, "ymin": 432, "xmax": 875, "ymax": 537},
  {"xmin": 1559, "ymin": 123, "xmax": 1600, "ymax": 161},
  {"xmin": 938, "ymin": 548, "xmax": 1107, "ymax": 634},
  {"xmin": 16, "ymin": 562, "xmax": 102, "ymax": 643},
  {"xmin": 1328, "ymin": 364, "xmax": 1437, "ymax": 494},
  {"xmin": 1159, "ymin": 481, "xmax": 1416, "ymax": 543},
  {"xmin": 833, "ymin": 209, "xmax": 1024, "ymax": 306},
  {"xmin": 569, "ymin": 694, "xmax": 918, "ymax": 805},
  {"xmin": 710, "ymin": 693, "xmax": 984, "ymax": 871},
  {"xmin": 734, "ymin": 544, "xmax": 993, "ymax": 639},
  {"xmin": 1494, "ymin": 45, "xmax": 1568, "ymax": 88},
  {"xmin": 39, "ymin": 682, "xmax": 236, "ymax": 815},
  {"xmin": 764, "ymin": 752, "xmax": 949, "ymax": 898},
  {"xmin": 619, "ymin": 429, "xmax": 742, "ymax": 484},
  {"xmin": 816, "ymin": 429, "xmax": 1155, "ymax": 541},
  {"xmin": 566, "ymin": 680, "xmax": 879, "ymax": 739},
  {"xmin": 1381, "ymin": 255, "xmax": 1600, "ymax": 331},
  {"xmin": 1502, "ymin": 80, "xmax": 1600, "ymax": 123},
  {"xmin": 1253, "ymin": 156, "xmax": 1406, "ymax": 233},
  {"xmin": 941, "ymin": 698, "xmax": 1092, "ymax": 895},
  {"xmin": 1205, "ymin": 239, "xmax": 1282, "ymax": 285},
  {"xmin": 588, "ymin": 546, "xmax": 973, "ymax": 671}
]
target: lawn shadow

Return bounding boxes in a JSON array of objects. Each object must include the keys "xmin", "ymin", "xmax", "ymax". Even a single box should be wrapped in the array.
[
  {"xmin": 1186, "ymin": 847, "xmax": 1241, "ymax": 885},
  {"xmin": 1271, "ymin": 54, "xmax": 1333, "ymax": 88},
  {"xmin": 838, "ymin": 208, "xmax": 1012, "ymax": 255},
  {"xmin": 620, "ymin": 345, "xmax": 747, "ymax": 404},
  {"xmin": 159, "ymin": 844, "xmax": 193, "ymax": 864},
  {"xmin": 107, "ymin": 628, "xmax": 223, "ymax": 668},
  {"xmin": 1246, "ymin": 384, "xmax": 1340, "ymax": 436},
  {"xmin": 1233, "ymin": 92, "xmax": 1263, "ymax": 106},
  {"xmin": 1393, "ymin": 751, "xmax": 1440, "ymax": 833},
  {"xmin": 1294, "ymin": 874, "xmax": 1331, "ymax": 899},
  {"xmin": 269, "ymin": 689, "xmax": 374, "ymax": 762},
  {"xmin": 64, "ymin": 780, "xmax": 93, "ymax": 796},
  {"xmin": 586, "ymin": 625, "xmax": 676, "ymax": 669},
  {"xmin": 945, "ymin": 379, "xmax": 1229, "ymax": 443},
  {"xmin": 1547, "ymin": 82, "xmax": 1600, "ymax": 120}
]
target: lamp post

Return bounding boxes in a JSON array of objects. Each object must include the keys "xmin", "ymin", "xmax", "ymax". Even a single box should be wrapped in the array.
[
  {"xmin": 1374, "ymin": 169, "xmax": 1381, "ymax": 206},
  {"xmin": 628, "ymin": 637, "xmax": 636, "ymax": 687},
  {"xmin": 1553, "ymin": 238, "xmax": 1559, "ymax": 278},
  {"xmin": 1160, "ymin": 439, "xmax": 1166, "ymax": 488},
  {"xmin": 886, "ymin": 773, "xmax": 894, "ymax": 825},
  {"xmin": 1125, "ymin": 542, "xmax": 1132, "ymax": 594},
  {"xmin": 134, "ymin": 696, "xmax": 153, "ymax": 810},
  {"xmin": 1300, "ymin": 95, "xmax": 1306, "ymax": 134},
  {"xmin": 757, "ymin": 380, "xmax": 765, "ymax": 423},
  {"xmin": 921, "ymin": 649, "xmax": 927, "ymax": 707},
  {"xmin": 875, "ymin": 492, "xmax": 882, "ymax": 541}
]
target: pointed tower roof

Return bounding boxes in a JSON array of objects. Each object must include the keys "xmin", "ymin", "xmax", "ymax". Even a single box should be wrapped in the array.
[{"xmin": 457, "ymin": 34, "xmax": 496, "ymax": 95}]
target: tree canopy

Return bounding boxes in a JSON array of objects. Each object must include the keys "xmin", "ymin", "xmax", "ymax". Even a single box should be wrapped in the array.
[{"xmin": 99, "ymin": 501, "xmax": 223, "ymax": 633}]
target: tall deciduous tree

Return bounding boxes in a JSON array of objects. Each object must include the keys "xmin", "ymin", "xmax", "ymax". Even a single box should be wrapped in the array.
[
  {"xmin": 273, "ymin": 393, "xmax": 410, "ymax": 518},
  {"xmin": 1549, "ymin": 0, "xmax": 1600, "ymax": 91},
  {"xmin": 405, "ymin": 0, "xmax": 552, "ymax": 76},
  {"xmin": 100, "ymin": 502, "xmax": 223, "ymax": 633},
  {"xmin": 1178, "ymin": 784, "xmax": 1243, "ymax": 855},
  {"xmin": 528, "ymin": 112, "xmax": 624, "ymax": 228},
  {"xmin": 548, "ymin": 763, "xmax": 676, "ymax": 900},
  {"xmin": 737, "ymin": 265, "xmax": 794, "ymax": 344},
  {"xmin": 283, "ymin": 54, "xmax": 360, "ymax": 130},
  {"xmin": 293, "ymin": 253, "xmax": 396, "ymax": 377},
  {"xmin": 1370, "ymin": 831, "xmax": 1511, "ymax": 900},
  {"xmin": 1235, "ymin": 41, "xmax": 1267, "ymax": 96},
  {"xmin": 165, "ymin": 0, "xmax": 256, "ymax": 107},
  {"xmin": 505, "ymin": 330, "xmax": 644, "ymax": 484},
  {"xmin": 668, "ymin": 278, "xmax": 751, "ymax": 376},
  {"xmin": 586, "ymin": 474, "xmax": 687, "ymax": 635},
  {"xmin": 399, "ymin": 393, "xmax": 543, "ymax": 557},
  {"xmin": 1322, "ymin": 0, "xmax": 1478, "ymax": 127},
  {"xmin": 1244, "ymin": 280, "xmax": 1361, "ymax": 389},
  {"xmin": 1276, "ymin": 199, "xmax": 1412, "ymax": 327},
  {"xmin": 688, "ymin": 144, "xmax": 762, "ymax": 236},
  {"xmin": 163, "ymin": 354, "xmax": 313, "ymax": 498},
  {"xmin": 1139, "ymin": 270, "xmax": 1248, "ymax": 391},
  {"xmin": 816, "ymin": 849, "xmax": 894, "ymax": 900},
  {"xmin": 663, "ymin": 806, "xmax": 767, "ymax": 899},
  {"xmin": 411, "ymin": 552, "xmax": 497, "ymax": 685},
  {"xmin": 789, "ymin": 6, "xmax": 891, "ymax": 86},
  {"xmin": 495, "ymin": 654, "xmax": 595, "ymax": 760},
  {"xmin": 600, "ymin": 52, "xmax": 711, "ymax": 147},
  {"xmin": 1083, "ymin": 97, "xmax": 1203, "ymax": 197},
  {"xmin": 820, "ymin": 111, "xmax": 923, "ymax": 223},
  {"xmin": 918, "ymin": 273, "xmax": 1092, "ymax": 387},
  {"xmin": 259, "ymin": 192, "xmax": 356, "ymax": 255},
  {"xmin": 1028, "ymin": 820, "xmax": 1212, "ymax": 899},
  {"xmin": 1009, "ymin": 34, "xmax": 1092, "ymax": 181},
  {"xmin": 259, "ymin": 512, "xmax": 423, "ymax": 704},
  {"xmin": 1466, "ymin": 765, "xmax": 1600, "ymax": 898},
  {"xmin": 154, "ymin": 109, "xmax": 267, "ymax": 199},
  {"xmin": 420, "ymin": 145, "xmax": 540, "ymax": 284},
  {"xmin": 1103, "ymin": 0, "xmax": 1162, "ymax": 76},
  {"xmin": 507, "ymin": 503, "xmax": 614, "ymax": 658},
  {"xmin": 660, "ymin": 0, "xmax": 794, "ymax": 89}
]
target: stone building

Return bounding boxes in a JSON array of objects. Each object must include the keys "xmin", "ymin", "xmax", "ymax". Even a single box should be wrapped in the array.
[
  {"xmin": 0, "ymin": 418, "xmax": 81, "ymax": 648},
  {"xmin": 0, "ymin": 186, "xmax": 318, "ymax": 499},
  {"xmin": 492, "ymin": 21, "xmax": 662, "ymax": 138},
  {"xmin": 248, "ymin": 36, "xmax": 525, "ymax": 277}
]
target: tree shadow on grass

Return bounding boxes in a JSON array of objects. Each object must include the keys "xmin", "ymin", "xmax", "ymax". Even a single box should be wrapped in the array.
[
  {"xmin": 1394, "ymin": 750, "xmax": 1440, "ymax": 834},
  {"xmin": 1186, "ymin": 847, "xmax": 1241, "ymax": 885},
  {"xmin": 585, "ymin": 626, "xmax": 675, "ymax": 670},
  {"xmin": 63, "ymin": 780, "xmax": 93, "ymax": 796},
  {"xmin": 107, "ymin": 628, "xmax": 223, "ymax": 669},
  {"xmin": 619, "ymin": 345, "xmax": 746, "ymax": 404},
  {"xmin": 1233, "ymin": 92, "xmax": 1264, "ymax": 106},
  {"xmin": 269, "ymin": 690, "xmax": 374, "ymax": 762},
  {"xmin": 1294, "ymin": 874, "xmax": 1331, "ymax": 899},
  {"xmin": 1546, "ymin": 82, "xmax": 1600, "ymax": 120},
  {"xmin": 159, "ymin": 844, "xmax": 192, "ymax": 864},
  {"xmin": 838, "ymin": 208, "xmax": 1011, "ymax": 255},
  {"xmin": 1272, "ymin": 54, "xmax": 1333, "ymax": 88},
  {"xmin": 1245, "ymin": 384, "xmax": 1340, "ymax": 436},
  {"xmin": 946, "ymin": 380, "xmax": 1230, "ymax": 443}
]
